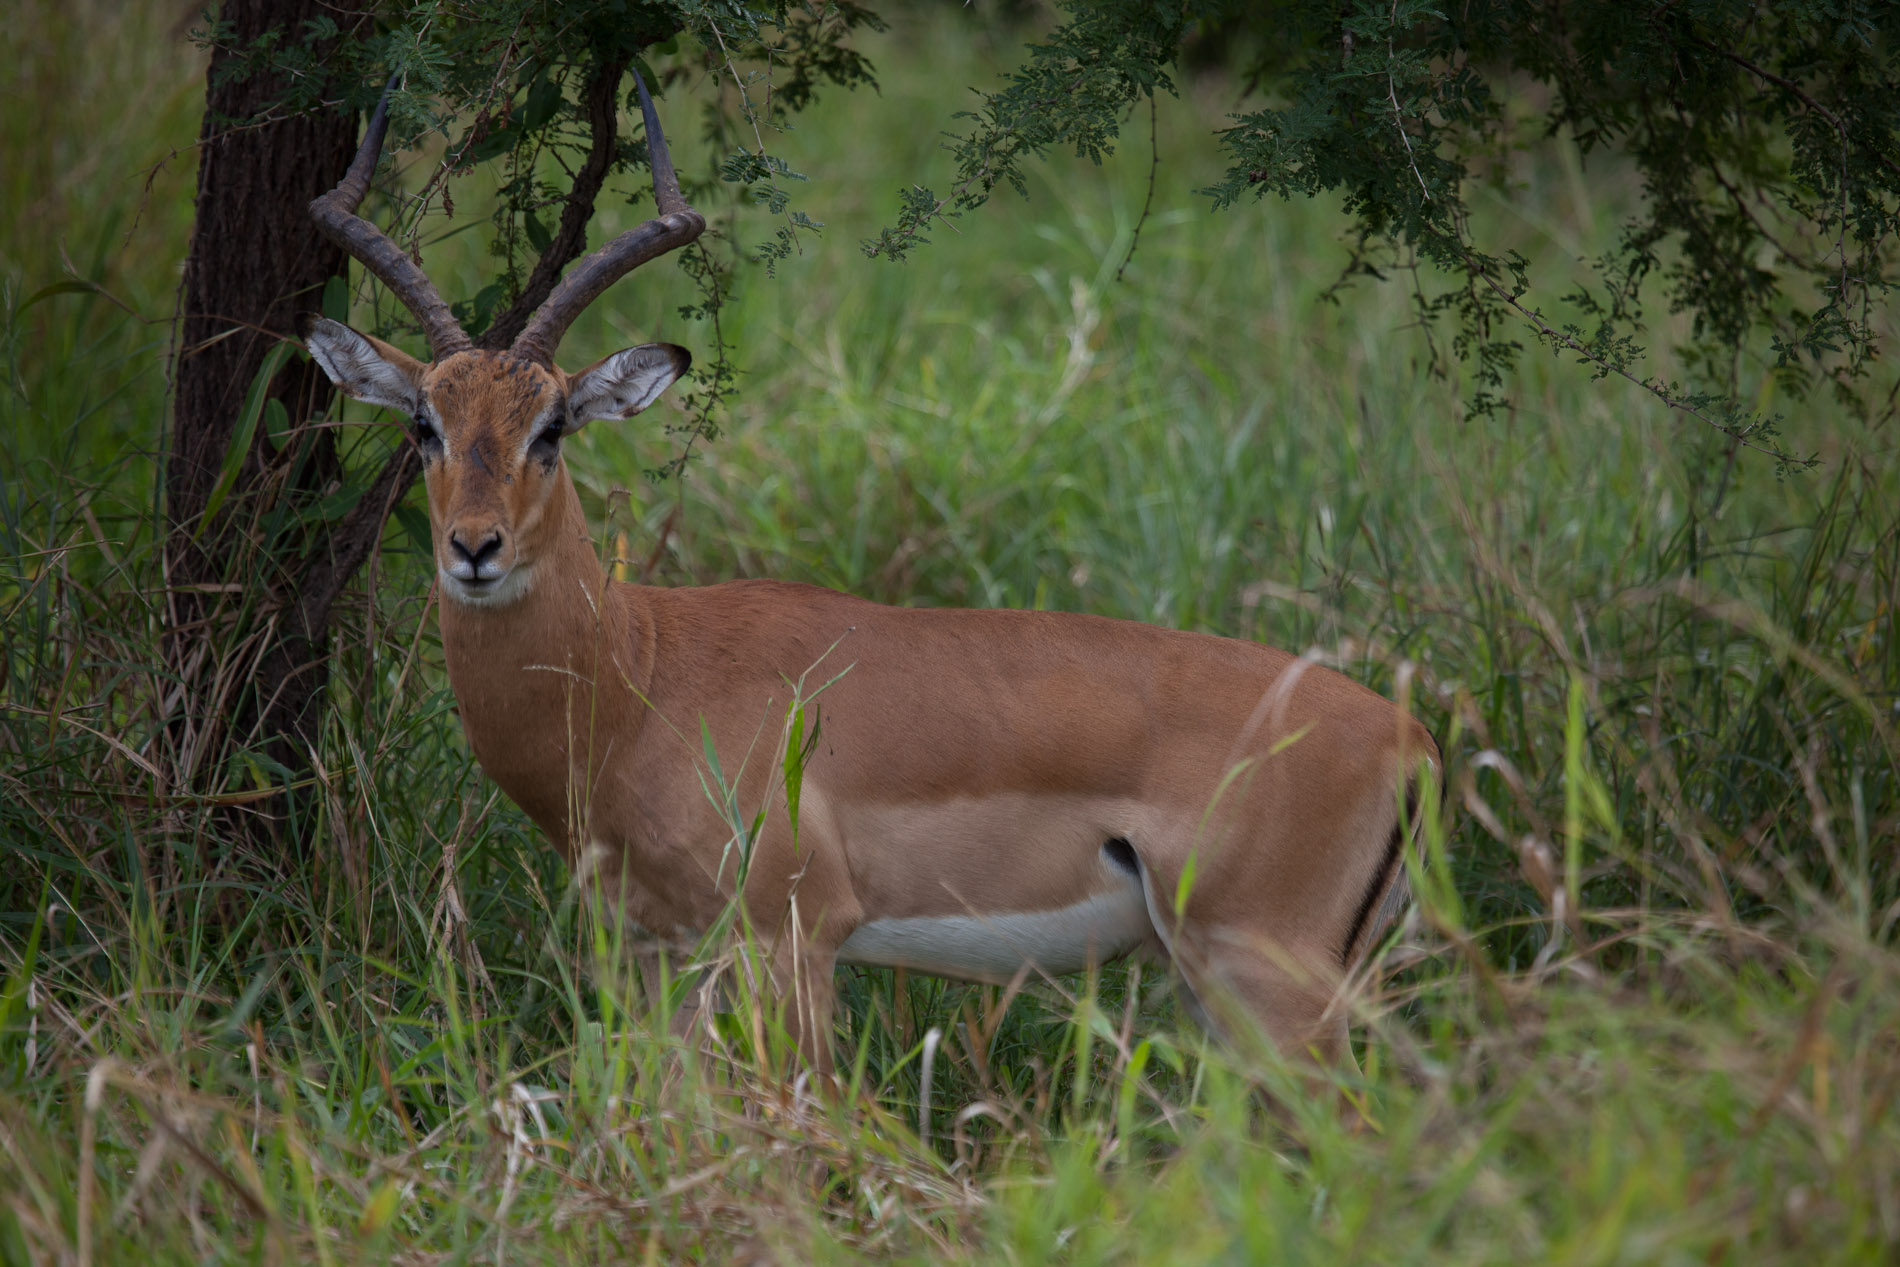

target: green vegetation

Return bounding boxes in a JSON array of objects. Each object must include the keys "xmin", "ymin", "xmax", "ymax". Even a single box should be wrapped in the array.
[{"xmin": 3, "ymin": 4, "xmax": 1896, "ymax": 1262}]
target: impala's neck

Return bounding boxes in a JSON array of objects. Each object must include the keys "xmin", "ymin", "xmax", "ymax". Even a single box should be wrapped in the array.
[{"xmin": 436, "ymin": 469, "xmax": 643, "ymax": 848}]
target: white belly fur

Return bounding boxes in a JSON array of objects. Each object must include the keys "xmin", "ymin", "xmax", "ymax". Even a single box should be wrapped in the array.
[{"xmin": 836, "ymin": 874, "xmax": 1153, "ymax": 983}]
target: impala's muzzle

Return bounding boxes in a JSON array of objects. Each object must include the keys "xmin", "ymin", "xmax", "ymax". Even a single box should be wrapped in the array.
[
  {"xmin": 446, "ymin": 527, "xmax": 507, "ymax": 583},
  {"xmin": 439, "ymin": 519, "xmax": 522, "ymax": 603}
]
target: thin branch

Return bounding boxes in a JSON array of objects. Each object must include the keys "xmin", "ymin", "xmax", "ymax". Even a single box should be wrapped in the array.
[
  {"xmin": 1686, "ymin": 34, "xmax": 1848, "ymax": 141},
  {"xmin": 1115, "ymin": 90, "xmax": 1159, "ymax": 283},
  {"xmin": 480, "ymin": 55, "xmax": 630, "ymax": 350},
  {"xmin": 704, "ymin": 15, "xmax": 806, "ymax": 258},
  {"xmin": 1387, "ymin": 0, "xmax": 1432, "ymax": 204},
  {"xmin": 1455, "ymin": 244, "xmax": 1800, "ymax": 462},
  {"xmin": 289, "ymin": 439, "xmax": 421, "ymax": 647},
  {"xmin": 1685, "ymin": 34, "xmax": 1870, "ymax": 325}
]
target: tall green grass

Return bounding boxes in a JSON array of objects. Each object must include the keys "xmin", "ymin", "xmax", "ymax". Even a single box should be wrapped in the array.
[{"xmin": 3, "ymin": 4, "xmax": 1896, "ymax": 1262}]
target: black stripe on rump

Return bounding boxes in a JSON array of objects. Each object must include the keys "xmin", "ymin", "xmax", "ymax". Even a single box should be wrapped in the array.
[{"xmin": 1340, "ymin": 786, "xmax": 1418, "ymax": 967}]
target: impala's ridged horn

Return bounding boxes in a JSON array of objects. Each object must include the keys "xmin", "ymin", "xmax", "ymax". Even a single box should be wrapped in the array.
[
  {"xmin": 310, "ymin": 74, "xmax": 472, "ymax": 360},
  {"xmin": 509, "ymin": 68, "xmax": 707, "ymax": 368}
]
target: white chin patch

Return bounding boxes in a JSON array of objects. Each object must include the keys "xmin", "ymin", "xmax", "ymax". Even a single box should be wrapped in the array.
[{"xmin": 440, "ymin": 566, "xmax": 534, "ymax": 608}]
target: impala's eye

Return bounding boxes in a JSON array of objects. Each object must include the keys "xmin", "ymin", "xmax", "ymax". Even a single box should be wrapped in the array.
[
  {"xmin": 533, "ymin": 421, "xmax": 564, "ymax": 450},
  {"xmin": 411, "ymin": 412, "xmax": 440, "ymax": 446}
]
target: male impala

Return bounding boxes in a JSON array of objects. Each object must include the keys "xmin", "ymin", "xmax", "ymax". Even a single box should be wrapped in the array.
[{"xmin": 303, "ymin": 72, "xmax": 1438, "ymax": 1071}]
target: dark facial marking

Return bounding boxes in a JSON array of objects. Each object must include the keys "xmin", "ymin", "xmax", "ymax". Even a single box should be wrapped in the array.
[
  {"xmin": 428, "ymin": 352, "xmax": 560, "ymax": 456},
  {"xmin": 411, "ymin": 411, "xmax": 442, "ymax": 459}
]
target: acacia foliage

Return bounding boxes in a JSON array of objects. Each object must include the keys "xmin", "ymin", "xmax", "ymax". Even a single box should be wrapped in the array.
[
  {"xmin": 872, "ymin": 0, "xmax": 1900, "ymax": 467},
  {"xmin": 214, "ymin": 1, "xmax": 1900, "ymax": 466}
]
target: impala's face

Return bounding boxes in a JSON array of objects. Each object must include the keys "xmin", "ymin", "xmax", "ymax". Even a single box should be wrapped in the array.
[{"xmin": 303, "ymin": 318, "xmax": 688, "ymax": 607}]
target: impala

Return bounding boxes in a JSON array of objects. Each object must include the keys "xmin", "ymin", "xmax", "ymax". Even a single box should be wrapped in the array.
[{"xmin": 303, "ymin": 72, "xmax": 1438, "ymax": 1071}]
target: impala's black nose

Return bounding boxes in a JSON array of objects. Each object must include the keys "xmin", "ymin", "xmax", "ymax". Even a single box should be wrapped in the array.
[{"xmin": 447, "ymin": 530, "xmax": 504, "ymax": 579}]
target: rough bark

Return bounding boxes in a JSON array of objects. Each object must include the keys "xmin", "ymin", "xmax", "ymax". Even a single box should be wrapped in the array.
[{"xmin": 165, "ymin": 0, "xmax": 363, "ymax": 836}]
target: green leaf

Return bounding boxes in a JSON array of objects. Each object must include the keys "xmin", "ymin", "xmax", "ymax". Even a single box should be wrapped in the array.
[
  {"xmin": 358, "ymin": 1180, "xmax": 401, "ymax": 1238},
  {"xmin": 699, "ymin": 714, "xmax": 727, "ymax": 800},
  {"xmin": 321, "ymin": 274, "xmax": 350, "ymax": 323},
  {"xmin": 521, "ymin": 75, "xmax": 562, "ymax": 131},
  {"xmin": 17, "ymin": 280, "xmax": 101, "ymax": 314},
  {"xmin": 263, "ymin": 397, "xmax": 292, "ymax": 451},
  {"xmin": 783, "ymin": 700, "xmax": 806, "ymax": 857},
  {"xmin": 464, "ymin": 122, "xmax": 516, "ymax": 165},
  {"xmin": 219, "ymin": 960, "xmax": 277, "ymax": 1038},
  {"xmin": 296, "ymin": 482, "xmax": 369, "ymax": 528},
  {"xmin": 0, "ymin": 873, "xmax": 51, "ymax": 1077},
  {"xmin": 1172, "ymin": 846, "xmax": 1198, "ymax": 923},
  {"xmin": 1116, "ymin": 1038, "xmax": 1151, "ymax": 1144},
  {"xmin": 395, "ymin": 504, "xmax": 432, "ymax": 553},
  {"xmin": 633, "ymin": 56, "xmax": 662, "ymax": 95},
  {"xmin": 196, "ymin": 341, "xmax": 293, "ymax": 539},
  {"xmin": 524, "ymin": 211, "xmax": 552, "ymax": 253}
]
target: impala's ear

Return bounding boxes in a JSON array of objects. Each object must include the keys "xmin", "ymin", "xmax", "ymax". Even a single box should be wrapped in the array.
[
  {"xmin": 301, "ymin": 315, "xmax": 427, "ymax": 414},
  {"xmin": 565, "ymin": 343, "xmax": 691, "ymax": 429}
]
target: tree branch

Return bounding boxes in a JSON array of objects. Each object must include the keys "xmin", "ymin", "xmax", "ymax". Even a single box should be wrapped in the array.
[
  {"xmin": 1454, "ymin": 243, "xmax": 1804, "ymax": 464},
  {"xmin": 480, "ymin": 55, "xmax": 630, "ymax": 350},
  {"xmin": 290, "ymin": 440, "xmax": 420, "ymax": 645},
  {"xmin": 1685, "ymin": 34, "xmax": 1848, "ymax": 141}
]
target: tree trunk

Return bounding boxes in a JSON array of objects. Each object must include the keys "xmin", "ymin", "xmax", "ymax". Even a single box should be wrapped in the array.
[{"xmin": 165, "ymin": 0, "xmax": 362, "ymax": 843}]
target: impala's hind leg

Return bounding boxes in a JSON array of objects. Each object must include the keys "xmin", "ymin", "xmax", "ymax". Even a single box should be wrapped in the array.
[
  {"xmin": 1176, "ymin": 933, "xmax": 1353, "ymax": 1067},
  {"xmin": 1127, "ymin": 849, "xmax": 1353, "ymax": 1066}
]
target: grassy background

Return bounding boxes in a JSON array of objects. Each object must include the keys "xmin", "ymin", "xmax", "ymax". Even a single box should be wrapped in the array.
[{"xmin": 3, "ymin": 2, "xmax": 1898, "ymax": 1262}]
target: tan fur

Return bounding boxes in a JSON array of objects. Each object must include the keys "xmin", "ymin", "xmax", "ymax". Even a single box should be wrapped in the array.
[{"xmin": 311, "ymin": 333, "xmax": 1439, "ymax": 1070}]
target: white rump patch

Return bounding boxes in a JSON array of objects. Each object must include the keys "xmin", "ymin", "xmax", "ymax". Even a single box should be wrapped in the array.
[{"xmin": 837, "ymin": 879, "xmax": 1153, "ymax": 984}]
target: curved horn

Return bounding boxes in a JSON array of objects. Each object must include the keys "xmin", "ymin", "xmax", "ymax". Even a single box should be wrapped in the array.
[
  {"xmin": 511, "ymin": 68, "xmax": 706, "ymax": 368},
  {"xmin": 311, "ymin": 75, "xmax": 472, "ymax": 359}
]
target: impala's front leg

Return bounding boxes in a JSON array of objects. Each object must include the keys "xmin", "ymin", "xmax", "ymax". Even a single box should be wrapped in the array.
[
  {"xmin": 629, "ymin": 939, "xmax": 707, "ymax": 1043},
  {"xmin": 745, "ymin": 792, "xmax": 859, "ymax": 1078},
  {"xmin": 776, "ymin": 940, "xmax": 841, "ymax": 1078},
  {"xmin": 760, "ymin": 886, "xmax": 854, "ymax": 1078}
]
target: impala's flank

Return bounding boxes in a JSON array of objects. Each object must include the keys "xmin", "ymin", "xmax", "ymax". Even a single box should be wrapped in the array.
[{"xmin": 302, "ymin": 71, "xmax": 1439, "ymax": 1072}]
